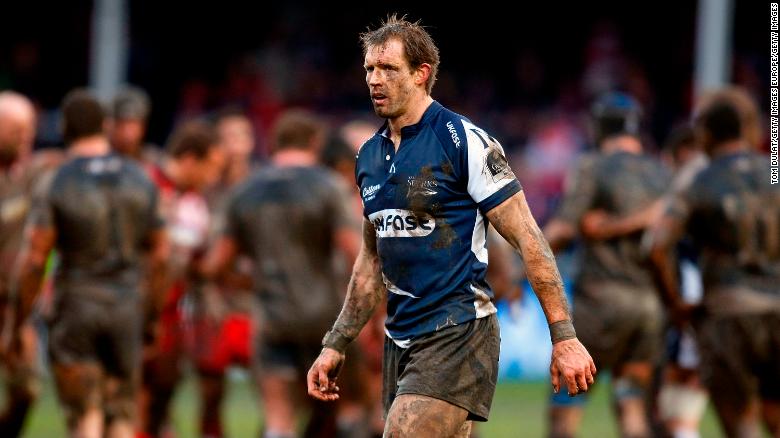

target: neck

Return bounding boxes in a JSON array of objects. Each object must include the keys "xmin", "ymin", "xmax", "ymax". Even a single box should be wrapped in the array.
[
  {"xmin": 387, "ymin": 94, "xmax": 434, "ymax": 140},
  {"xmin": 710, "ymin": 139, "xmax": 747, "ymax": 158},
  {"xmin": 272, "ymin": 148, "xmax": 317, "ymax": 167},
  {"xmin": 69, "ymin": 135, "xmax": 110, "ymax": 157}
]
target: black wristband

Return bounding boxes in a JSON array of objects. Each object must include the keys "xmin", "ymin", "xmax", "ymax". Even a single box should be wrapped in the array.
[
  {"xmin": 549, "ymin": 320, "xmax": 577, "ymax": 344},
  {"xmin": 321, "ymin": 328, "xmax": 353, "ymax": 353}
]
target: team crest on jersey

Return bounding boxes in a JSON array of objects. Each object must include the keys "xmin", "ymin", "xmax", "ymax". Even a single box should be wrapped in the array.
[
  {"xmin": 484, "ymin": 147, "xmax": 514, "ymax": 183},
  {"xmin": 407, "ymin": 175, "xmax": 438, "ymax": 197}
]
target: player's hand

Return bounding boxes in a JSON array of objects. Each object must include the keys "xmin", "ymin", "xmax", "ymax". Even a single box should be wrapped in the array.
[
  {"xmin": 580, "ymin": 210, "xmax": 610, "ymax": 240},
  {"xmin": 307, "ymin": 347, "xmax": 345, "ymax": 401},
  {"xmin": 550, "ymin": 338, "xmax": 596, "ymax": 396}
]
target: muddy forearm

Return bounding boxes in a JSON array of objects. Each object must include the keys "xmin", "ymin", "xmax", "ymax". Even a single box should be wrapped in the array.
[
  {"xmin": 330, "ymin": 255, "xmax": 384, "ymax": 342},
  {"xmin": 325, "ymin": 219, "xmax": 385, "ymax": 350},
  {"xmin": 488, "ymin": 192, "xmax": 570, "ymax": 324},
  {"xmin": 15, "ymin": 260, "xmax": 45, "ymax": 327},
  {"xmin": 521, "ymin": 222, "xmax": 570, "ymax": 324},
  {"xmin": 13, "ymin": 228, "xmax": 56, "ymax": 327}
]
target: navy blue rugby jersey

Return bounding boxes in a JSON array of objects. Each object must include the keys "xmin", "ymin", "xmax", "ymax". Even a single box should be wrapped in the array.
[{"xmin": 355, "ymin": 101, "xmax": 521, "ymax": 346}]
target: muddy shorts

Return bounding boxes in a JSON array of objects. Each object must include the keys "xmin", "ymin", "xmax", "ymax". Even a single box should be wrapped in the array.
[
  {"xmin": 382, "ymin": 314, "xmax": 500, "ymax": 422},
  {"xmin": 695, "ymin": 312, "xmax": 780, "ymax": 407},
  {"xmin": 572, "ymin": 282, "xmax": 663, "ymax": 370},
  {"xmin": 48, "ymin": 289, "xmax": 142, "ymax": 383}
]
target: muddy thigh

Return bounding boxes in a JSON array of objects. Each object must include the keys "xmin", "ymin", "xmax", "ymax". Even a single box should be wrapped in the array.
[{"xmin": 384, "ymin": 393, "xmax": 471, "ymax": 438}]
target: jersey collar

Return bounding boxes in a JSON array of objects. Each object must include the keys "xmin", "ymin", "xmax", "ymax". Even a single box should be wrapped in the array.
[{"xmin": 375, "ymin": 100, "xmax": 444, "ymax": 140}]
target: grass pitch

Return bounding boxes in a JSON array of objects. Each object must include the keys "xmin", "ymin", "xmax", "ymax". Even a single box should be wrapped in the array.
[{"xmin": 18, "ymin": 372, "xmax": 727, "ymax": 437}]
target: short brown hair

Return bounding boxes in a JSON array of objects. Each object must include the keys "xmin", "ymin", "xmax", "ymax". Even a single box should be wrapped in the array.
[
  {"xmin": 61, "ymin": 89, "xmax": 105, "ymax": 143},
  {"xmin": 360, "ymin": 14, "xmax": 440, "ymax": 95},
  {"xmin": 271, "ymin": 109, "xmax": 325, "ymax": 152},
  {"xmin": 166, "ymin": 120, "xmax": 217, "ymax": 159},
  {"xmin": 694, "ymin": 86, "xmax": 761, "ymax": 148}
]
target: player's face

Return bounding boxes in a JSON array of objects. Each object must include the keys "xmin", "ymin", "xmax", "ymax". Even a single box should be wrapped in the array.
[
  {"xmin": 110, "ymin": 118, "xmax": 146, "ymax": 154},
  {"xmin": 364, "ymin": 39, "xmax": 416, "ymax": 120},
  {"xmin": 217, "ymin": 116, "xmax": 254, "ymax": 158}
]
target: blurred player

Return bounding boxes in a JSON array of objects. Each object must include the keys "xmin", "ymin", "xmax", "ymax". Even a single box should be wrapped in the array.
[
  {"xmin": 138, "ymin": 120, "xmax": 223, "ymax": 438},
  {"xmin": 649, "ymin": 94, "xmax": 780, "ymax": 437},
  {"xmin": 0, "ymin": 91, "xmax": 61, "ymax": 436},
  {"xmin": 214, "ymin": 108, "xmax": 256, "ymax": 187},
  {"xmin": 307, "ymin": 15, "xmax": 594, "ymax": 437},
  {"xmin": 543, "ymin": 93, "xmax": 668, "ymax": 438},
  {"xmin": 199, "ymin": 109, "xmax": 360, "ymax": 438},
  {"xmin": 13, "ymin": 89, "xmax": 166, "ymax": 438},
  {"xmin": 192, "ymin": 109, "xmax": 257, "ymax": 438},
  {"xmin": 652, "ymin": 126, "xmax": 709, "ymax": 438},
  {"xmin": 109, "ymin": 87, "xmax": 164, "ymax": 171}
]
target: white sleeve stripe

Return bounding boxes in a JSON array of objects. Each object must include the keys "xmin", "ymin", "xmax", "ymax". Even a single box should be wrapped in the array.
[{"xmin": 461, "ymin": 119, "xmax": 515, "ymax": 203}]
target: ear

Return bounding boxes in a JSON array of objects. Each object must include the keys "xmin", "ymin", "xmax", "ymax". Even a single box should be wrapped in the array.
[{"xmin": 414, "ymin": 63, "xmax": 432, "ymax": 88}]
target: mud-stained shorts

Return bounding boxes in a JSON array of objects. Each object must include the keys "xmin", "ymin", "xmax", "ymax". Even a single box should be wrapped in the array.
[
  {"xmin": 695, "ymin": 312, "xmax": 780, "ymax": 407},
  {"xmin": 572, "ymin": 282, "xmax": 663, "ymax": 370},
  {"xmin": 382, "ymin": 314, "xmax": 500, "ymax": 422},
  {"xmin": 48, "ymin": 290, "xmax": 142, "ymax": 384}
]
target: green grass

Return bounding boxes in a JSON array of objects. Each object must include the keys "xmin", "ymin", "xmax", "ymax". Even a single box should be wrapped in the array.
[{"xmin": 19, "ymin": 373, "xmax": 727, "ymax": 437}]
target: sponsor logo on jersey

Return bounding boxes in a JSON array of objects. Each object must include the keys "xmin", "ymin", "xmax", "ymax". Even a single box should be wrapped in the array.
[
  {"xmin": 368, "ymin": 209, "xmax": 435, "ymax": 238},
  {"xmin": 362, "ymin": 184, "xmax": 381, "ymax": 201},
  {"xmin": 446, "ymin": 121, "xmax": 461, "ymax": 148}
]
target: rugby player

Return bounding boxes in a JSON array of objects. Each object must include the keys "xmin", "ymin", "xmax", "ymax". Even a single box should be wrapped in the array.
[
  {"xmin": 13, "ymin": 89, "xmax": 166, "ymax": 438},
  {"xmin": 307, "ymin": 16, "xmax": 595, "ymax": 437}
]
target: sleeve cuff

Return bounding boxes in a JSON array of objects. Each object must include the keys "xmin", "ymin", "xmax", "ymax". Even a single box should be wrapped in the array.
[{"xmin": 477, "ymin": 179, "xmax": 522, "ymax": 214}]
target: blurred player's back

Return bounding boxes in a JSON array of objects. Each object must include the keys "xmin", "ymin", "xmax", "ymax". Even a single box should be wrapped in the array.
[
  {"xmin": 229, "ymin": 165, "xmax": 348, "ymax": 341},
  {"xmin": 43, "ymin": 155, "xmax": 158, "ymax": 286},
  {"xmin": 685, "ymin": 151, "xmax": 780, "ymax": 303},
  {"xmin": 578, "ymin": 151, "xmax": 668, "ymax": 287}
]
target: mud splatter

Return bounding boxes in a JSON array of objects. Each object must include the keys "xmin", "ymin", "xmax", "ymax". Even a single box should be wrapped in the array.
[
  {"xmin": 431, "ymin": 220, "xmax": 458, "ymax": 250},
  {"xmin": 407, "ymin": 166, "xmax": 437, "ymax": 220}
]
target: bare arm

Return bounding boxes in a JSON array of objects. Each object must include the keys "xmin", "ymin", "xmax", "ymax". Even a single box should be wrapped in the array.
[
  {"xmin": 580, "ymin": 200, "xmax": 665, "ymax": 241},
  {"xmin": 647, "ymin": 213, "xmax": 690, "ymax": 323},
  {"xmin": 487, "ymin": 191, "xmax": 596, "ymax": 395},
  {"xmin": 145, "ymin": 229, "xmax": 171, "ymax": 315},
  {"xmin": 488, "ymin": 191, "xmax": 569, "ymax": 324},
  {"xmin": 327, "ymin": 218, "xmax": 384, "ymax": 345},
  {"xmin": 307, "ymin": 218, "xmax": 384, "ymax": 401},
  {"xmin": 13, "ymin": 226, "xmax": 56, "ymax": 330}
]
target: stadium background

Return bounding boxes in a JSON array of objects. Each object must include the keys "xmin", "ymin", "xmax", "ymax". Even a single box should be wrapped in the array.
[{"xmin": 0, "ymin": 1, "xmax": 769, "ymax": 436}]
